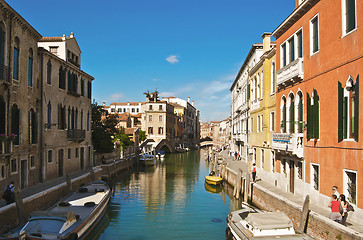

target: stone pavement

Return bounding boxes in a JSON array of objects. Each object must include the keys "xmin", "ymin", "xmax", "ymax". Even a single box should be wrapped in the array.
[
  {"xmin": 0, "ymin": 168, "xmax": 92, "ymax": 208},
  {"xmin": 217, "ymin": 150, "xmax": 363, "ymax": 235}
]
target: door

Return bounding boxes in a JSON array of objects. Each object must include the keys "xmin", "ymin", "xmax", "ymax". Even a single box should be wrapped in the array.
[
  {"xmin": 289, "ymin": 160, "xmax": 295, "ymax": 193},
  {"xmin": 21, "ymin": 160, "xmax": 27, "ymax": 189},
  {"xmin": 80, "ymin": 147, "xmax": 84, "ymax": 170},
  {"xmin": 58, "ymin": 149, "xmax": 64, "ymax": 177}
]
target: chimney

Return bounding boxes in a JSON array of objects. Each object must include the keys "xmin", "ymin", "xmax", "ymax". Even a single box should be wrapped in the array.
[
  {"xmin": 188, "ymin": 97, "xmax": 190, "ymax": 103},
  {"xmin": 261, "ymin": 33, "xmax": 272, "ymax": 53},
  {"xmin": 62, "ymin": 34, "xmax": 66, "ymax": 41},
  {"xmin": 70, "ymin": 32, "xmax": 74, "ymax": 38},
  {"xmin": 192, "ymin": 101, "xmax": 194, "ymax": 106}
]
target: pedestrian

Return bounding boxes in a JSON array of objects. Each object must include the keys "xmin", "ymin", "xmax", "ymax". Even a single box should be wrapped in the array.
[
  {"xmin": 340, "ymin": 194, "xmax": 348, "ymax": 226},
  {"xmin": 234, "ymin": 152, "xmax": 237, "ymax": 161},
  {"xmin": 328, "ymin": 194, "xmax": 342, "ymax": 223},
  {"xmin": 2, "ymin": 181, "xmax": 15, "ymax": 205},
  {"xmin": 237, "ymin": 153, "xmax": 240, "ymax": 161},
  {"xmin": 251, "ymin": 163, "xmax": 257, "ymax": 182},
  {"xmin": 332, "ymin": 186, "xmax": 340, "ymax": 199}
]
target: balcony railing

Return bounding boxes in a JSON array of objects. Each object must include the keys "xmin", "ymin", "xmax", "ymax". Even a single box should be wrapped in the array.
[
  {"xmin": 272, "ymin": 132, "xmax": 304, "ymax": 158},
  {"xmin": 67, "ymin": 129, "xmax": 85, "ymax": 142},
  {"xmin": 0, "ymin": 139, "xmax": 13, "ymax": 156},
  {"xmin": 276, "ymin": 58, "xmax": 304, "ymax": 88}
]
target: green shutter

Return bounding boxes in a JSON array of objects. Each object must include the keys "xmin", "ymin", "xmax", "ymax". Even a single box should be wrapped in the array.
[
  {"xmin": 313, "ymin": 89, "xmax": 319, "ymax": 139},
  {"xmin": 354, "ymin": 75, "xmax": 359, "ymax": 141},
  {"xmin": 343, "ymin": 96, "xmax": 348, "ymax": 139},
  {"xmin": 290, "ymin": 100, "xmax": 295, "ymax": 133},
  {"xmin": 347, "ymin": 0, "xmax": 356, "ymax": 32},
  {"xmin": 247, "ymin": 84, "xmax": 250, "ymax": 100},
  {"xmin": 307, "ymin": 93, "xmax": 311, "ymax": 140},
  {"xmin": 338, "ymin": 81, "xmax": 344, "ymax": 141},
  {"xmin": 282, "ymin": 102, "xmax": 286, "ymax": 133}
]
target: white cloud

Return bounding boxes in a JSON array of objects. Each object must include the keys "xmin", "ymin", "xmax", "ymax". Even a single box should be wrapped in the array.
[
  {"xmin": 166, "ymin": 55, "xmax": 179, "ymax": 64},
  {"xmin": 109, "ymin": 93, "xmax": 124, "ymax": 101}
]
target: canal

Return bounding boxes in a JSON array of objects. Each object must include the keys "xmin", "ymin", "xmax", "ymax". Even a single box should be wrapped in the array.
[{"xmin": 90, "ymin": 150, "xmax": 242, "ymax": 240}]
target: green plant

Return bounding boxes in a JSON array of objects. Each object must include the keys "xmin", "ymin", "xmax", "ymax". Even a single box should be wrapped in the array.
[{"xmin": 336, "ymin": 234, "xmax": 342, "ymax": 240}]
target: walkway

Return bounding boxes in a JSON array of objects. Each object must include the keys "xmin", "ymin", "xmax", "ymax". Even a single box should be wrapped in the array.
[{"xmin": 217, "ymin": 150, "xmax": 363, "ymax": 235}]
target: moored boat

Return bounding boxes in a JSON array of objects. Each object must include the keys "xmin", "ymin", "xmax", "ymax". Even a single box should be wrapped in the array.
[
  {"xmin": 226, "ymin": 203, "xmax": 313, "ymax": 240},
  {"xmin": 156, "ymin": 151, "xmax": 165, "ymax": 160},
  {"xmin": 205, "ymin": 175, "xmax": 223, "ymax": 185},
  {"xmin": 139, "ymin": 154, "xmax": 156, "ymax": 166},
  {"xmin": 204, "ymin": 182, "xmax": 223, "ymax": 193},
  {"xmin": 18, "ymin": 181, "xmax": 111, "ymax": 240}
]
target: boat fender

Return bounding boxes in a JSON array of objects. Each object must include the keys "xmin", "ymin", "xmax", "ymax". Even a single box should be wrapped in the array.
[
  {"xmin": 68, "ymin": 233, "xmax": 78, "ymax": 240},
  {"xmin": 95, "ymin": 188, "xmax": 105, "ymax": 192},
  {"xmin": 84, "ymin": 201, "xmax": 96, "ymax": 207},
  {"xmin": 79, "ymin": 187, "xmax": 88, "ymax": 193},
  {"xmin": 58, "ymin": 201, "xmax": 71, "ymax": 207}
]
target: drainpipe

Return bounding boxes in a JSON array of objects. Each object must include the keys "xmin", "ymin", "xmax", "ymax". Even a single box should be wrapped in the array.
[
  {"xmin": 39, "ymin": 49, "xmax": 44, "ymax": 182},
  {"xmin": 6, "ymin": 14, "xmax": 12, "ymax": 179}
]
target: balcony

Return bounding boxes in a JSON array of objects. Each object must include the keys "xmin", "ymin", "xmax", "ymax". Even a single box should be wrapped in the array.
[
  {"xmin": 0, "ymin": 139, "xmax": 13, "ymax": 157},
  {"xmin": 276, "ymin": 58, "xmax": 303, "ymax": 88},
  {"xmin": 272, "ymin": 133, "xmax": 304, "ymax": 158},
  {"xmin": 67, "ymin": 129, "xmax": 85, "ymax": 142},
  {"xmin": 250, "ymin": 99, "xmax": 260, "ymax": 111}
]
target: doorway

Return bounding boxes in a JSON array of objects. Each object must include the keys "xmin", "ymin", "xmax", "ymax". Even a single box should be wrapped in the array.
[
  {"xmin": 289, "ymin": 160, "xmax": 295, "ymax": 193},
  {"xmin": 21, "ymin": 160, "xmax": 27, "ymax": 189},
  {"xmin": 58, "ymin": 149, "xmax": 64, "ymax": 177}
]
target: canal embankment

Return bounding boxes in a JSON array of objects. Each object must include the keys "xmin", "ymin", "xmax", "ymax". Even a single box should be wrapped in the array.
[
  {"xmin": 216, "ymin": 150, "xmax": 363, "ymax": 240},
  {"xmin": 0, "ymin": 156, "xmax": 137, "ymax": 233}
]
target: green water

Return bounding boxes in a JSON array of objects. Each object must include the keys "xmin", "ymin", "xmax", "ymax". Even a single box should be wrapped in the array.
[{"xmin": 91, "ymin": 150, "xmax": 242, "ymax": 240}]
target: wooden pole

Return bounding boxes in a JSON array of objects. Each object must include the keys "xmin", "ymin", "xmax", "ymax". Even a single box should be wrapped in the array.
[
  {"xmin": 244, "ymin": 172, "xmax": 250, "ymax": 202},
  {"xmin": 14, "ymin": 187, "xmax": 26, "ymax": 225},
  {"xmin": 66, "ymin": 174, "xmax": 72, "ymax": 192},
  {"xmin": 298, "ymin": 195, "xmax": 310, "ymax": 233},
  {"xmin": 90, "ymin": 167, "xmax": 95, "ymax": 181}
]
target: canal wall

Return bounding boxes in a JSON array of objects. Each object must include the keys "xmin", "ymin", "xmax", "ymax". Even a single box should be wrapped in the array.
[
  {"xmin": 221, "ymin": 163, "xmax": 363, "ymax": 240},
  {"xmin": 100, "ymin": 155, "xmax": 137, "ymax": 181}
]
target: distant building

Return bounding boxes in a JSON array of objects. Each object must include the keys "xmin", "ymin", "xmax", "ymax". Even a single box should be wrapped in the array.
[{"xmin": 105, "ymin": 102, "xmax": 142, "ymax": 115}]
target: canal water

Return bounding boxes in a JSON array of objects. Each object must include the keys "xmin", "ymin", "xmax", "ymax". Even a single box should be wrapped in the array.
[{"xmin": 90, "ymin": 150, "xmax": 242, "ymax": 240}]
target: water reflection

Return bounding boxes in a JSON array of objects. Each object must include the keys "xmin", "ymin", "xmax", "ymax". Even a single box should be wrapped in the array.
[{"xmin": 91, "ymin": 149, "xmax": 242, "ymax": 240}]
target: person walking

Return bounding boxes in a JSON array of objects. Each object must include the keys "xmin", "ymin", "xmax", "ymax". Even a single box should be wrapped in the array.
[
  {"xmin": 2, "ymin": 181, "xmax": 15, "ymax": 205},
  {"xmin": 328, "ymin": 194, "xmax": 342, "ymax": 223},
  {"xmin": 340, "ymin": 194, "xmax": 348, "ymax": 226},
  {"xmin": 332, "ymin": 186, "xmax": 340, "ymax": 199},
  {"xmin": 251, "ymin": 163, "xmax": 257, "ymax": 182}
]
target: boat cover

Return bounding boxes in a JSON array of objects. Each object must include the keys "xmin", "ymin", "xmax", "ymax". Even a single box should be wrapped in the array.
[
  {"xmin": 245, "ymin": 212, "xmax": 293, "ymax": 230},
  {"xmin": 30, "ymin": 211, "xmax": 76, "ymax": 221}
]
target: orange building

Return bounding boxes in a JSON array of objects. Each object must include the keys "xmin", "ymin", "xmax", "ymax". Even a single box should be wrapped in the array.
[{"xmin": 272, "ymin": 0, "xmax": 362, "ymax": 216}]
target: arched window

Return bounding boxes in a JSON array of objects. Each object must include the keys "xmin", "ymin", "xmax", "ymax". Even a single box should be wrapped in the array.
[
  {"xmin": 28, "ymin": 48, "xmax": 33, "ymax": 86},
  {"xmin": 71, "ymin": 107, "xmax": 75, "ymax": 130},
  {"xmin": 87, "ymin": 111, "xmax": 90, "ymax": 131},
  {"xmin": 80, "ymin": 111, "xmax": 83, "ymax": 130},
  {"xmin": 59, "ymin": 66, "xmax": 66, "ymax": 89},
  {"xmin": 159, "ymin": 115, "xmax": 162, "ymax": 122},
  {"xmin": 149, "ymin": 115, "xmax": 152, "ymax": 122},
  {"xmin": 0, "ymin": 23, "xmax": 6, "ymax": 79},
  {"xmin": 47, "ymin": 60, "xmax": 52, "ymax": 85},
  {"xmin": 288, "ymin": 93, "xmax": 295, "ymax": 133},
  {"xmin": 257, "ymin": 74, "xmax": 260, "ymax": 99},
  {"xmin": 11, "ymin": 104, "xmax": 20, "ymax": 145},
  {"xmin": 29, "ymin": 108, "xmax": 37, "ymax": 144},
  {"xmin": 47, "ymin": 101, "xmax": 52, "ymax": 129},
  {"xmin": 0, "ymin": 96, "xmax": 5, "ymax": 134},
  {"xmin": 281, "ymin": 96, "xmax": 287, "ymax": 133},
  {"xmin": 13, "ymin": 37, "xmax": 20, "ymax": 80},
  {"xmin": 271, "ymin": 62, "xmax": 276, "ymax": 94},
  {"xmin": 75, "ymin": 108, "xmax": 78, "ymax": 129},
  {"xmin": 297, "ymin": 91, "xmax": 304, "ymax": 133},
  {"xmin": 68, "ymin": 107, "xmax": 71, "ymax": 130}
]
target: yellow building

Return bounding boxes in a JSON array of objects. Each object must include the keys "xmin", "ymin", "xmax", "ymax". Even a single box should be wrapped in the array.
[{"xmin": 249, "ymin": 33, "xmax": 276, "ymax": 181}]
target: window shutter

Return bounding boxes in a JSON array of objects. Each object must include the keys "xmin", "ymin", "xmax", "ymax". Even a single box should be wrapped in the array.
[
  {"xmin": 354, "ymin": 75, "xmax": 359, "ymax": 141},
  {"xmin": 347, "ymin": 0, "xmax": 356, "ymax": 32},
  {"xmin": 343, "ymin": 96, "xmax": 348, "ymax": 139},
  {"xmin": 282, "ymin": 102, "xmax": 286, "ymax": 133},
  {"xmin": 247, "ymin": 84, "xmax": 250, "ymax": 100},
  {"xmin": 313, "ymin": 89, "xmax": 319, "ymax": 139},
  {"xmin": 338, "ymin": 81, "xmax": 344, "ymax": 141},
  {"xmin": 307, "ymin": 93, "xmax": 311, "ymax": 140},
  {"xmin": 290, "ymin": 100, "xmax": 295, "ymax": 133}
]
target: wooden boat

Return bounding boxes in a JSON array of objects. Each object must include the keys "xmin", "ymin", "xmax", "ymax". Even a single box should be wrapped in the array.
[
  {"xmin": 226, "ymin": 203, "xmax": 313, "ymax": 240},
  {"xmin": 18, "ymin": 181, "xmax": 111, "ymax": 240},
  {"xmin": 139, "ymin": 154, "xmax": 156, "ymax": 166},
  {"xmin": 205, "ymin": 175, "xmax": 223, "ymax": 185}
]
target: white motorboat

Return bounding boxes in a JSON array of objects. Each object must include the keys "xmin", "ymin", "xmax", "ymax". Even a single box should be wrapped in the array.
[
  {"xmin": 226, "ymin": 203, "xmax": 313, "ymax": 240},
  {"xmin": 139, "ymin": 154, "xmax": 156, "ymax": 166}
]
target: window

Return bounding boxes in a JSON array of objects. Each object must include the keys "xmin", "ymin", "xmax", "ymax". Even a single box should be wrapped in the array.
[
  {"xmin": 343, "ymin": 0, "xmax": 356, "ymax": 35},
  {"xmin": 281, "ymin": 43, "xmax": 287, "ymax": 67},
  {"xmin": 11, "ymin": 159, "xmax": 17, "ymax": 173},
  {"xmin": 297, "ymin": 161, "xmax": 303, "ymax": 179},
  {"xmin": 111, "ymin": 108, "xmax": 115, "ymax": 113},
  {"xmin": 311, "ymin": 164, "xmax": 319, "ymax": 190},
  {"xmin": 0, "ymin": 28, "xmax": 5, "ymax": 79},
  {"xmin": 47, "ymin": 101, "xmax": 52, "ymax": 129},
  {"xmin": 270, "ymin": 112, "xmax": 275, "ymax": 131},
  {"xmin": 1, "ymin": 164, "xmax": 4, "ymax": 179},
  {"xmin": 260, "ymin": 115, "xmax": 263, "ymax": 132},
  {"xmin": 281, "ymin": 97, "xmax": 287, "ymax": 133},
  {"xmin": 271, "ymin": 150, "xmax": 275, "ymax": 172},
  {"xmin": 159, "ymin": 115, "xmax": 162, "ymax": 122},
  {"xmin": 76, "ymin": 148, "xmax": 79, "ymax": 158},
  {"xmin": 29, "ymin": 109, "xmax": 37, "ymax": 144},
  {"xmin": 30, "ymin": 156, "xmax": 35, "ymax": 168},
  {"xmin": 87, "ymin": 81, "xmax": 91, "ymax": 99},
  {"xmin": 28, "ymin": 49, "xmax": 33, "ymax": 87},
  {"xmin": 158, "ymin": 127, "xmax": 163, "ymax": 134},
  {"xmin": 310, "ymin": 15, "xmax": 319, "ymax": 54},
  {"xmin": 59, "ymin": 67, "xmax": 66, "ymax": 89},
  {"xmin": 307, "ymin": 89, "xmax": 320, "ymax": 140},
  {"xmin": 68, "ymin": 148, "xmax": 71, "ymax": 159},
  {"xmin": 132, "ymin": 108, "xmax": 135, "ymax": 113},
  {"xmin": 50, "ymin": 46, "xmax": 58, "ymax": 55},
  {"xmin": 149, "ymin": 105, "xmax": 153, "ymax": 110},
  {"xmin": 148, "ymin": 127, "xmax": 153, "ymax": 134},
  {"xmin": 288, "ymin": 37, "xmax": 295, "ymax": 63},
  {"xmin": 13, "ymin": 37, "xmax": 19, "ymax": 80},
  {"xmin": 257, "ymin": 115, "xmax": 260, "ymax": 132},
  {"xmin": 137, "ymin": 108, "xmax": 139, "ymax": 113},
  {"xmin": 343, "ymin": 169, "xmax": 356, "ymax": 204},
  {"xmin": 250, "ymin": 117, "xmax": 253, "ymax": 132},
  {"xmin": 289, "ymin": 94, "xmax": 295, "ymax": 133},
  {"xmin": 80, "ymin": 111, "xmax": 83, "ymax": 130},
  {"xmin": 159, "ymin": 105, "xmax": 163, "ymax": 110},
  {"xmin": 338, "ymin": 76, "xmax": 359, "ymax": 141},
  {"xmin": 297, "ymin": 30, "xmax": 303, "ymax": 58},
  {"xmin": 271, "ymin": 62, "xmax": 276, "ymax": 94},
  {"xmin": 260, "ymin": 149, "xmax": 264, "ymax": 169},
  {"xmin": 297, "ymin": 92, "xmax": 304, "ymax": 133},
  {"xmin": 253, "ymin": 148, "xmax": 256, "ymax": 164},
  {"xmin": 68, "ymin": 72, "xmax": 78, "ymax": 94},
  {"xmin": 45, "ymin": 60, "xmax": 52, "ymax": 85},
  {"xmin": 81, "ymin": 79, "xmax": 85, "ymax": 96},
  {"xmin": 87, "ymin": 111, "xmax": 90, "ymax": 131},
  {"xmin": 149, "ymin": 115, "xmax": 152, "ymax": 121},
  {"xmin": 48, "ymin": 150, "xmax": 53, "ymax": 163},
  {"xmin": 11, "ymin": 104, "xmax": 20, "ymax": 145},
  {"xmin": 58, "ymin": 104, "xmax": 66, "ymax": 130}
]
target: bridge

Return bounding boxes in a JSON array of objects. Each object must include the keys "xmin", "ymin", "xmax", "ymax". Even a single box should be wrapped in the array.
[
  {"xmin": 199, "ymin": 141, "xmax": 225, "ymax": 148},
  {"xmin": 139, "ymin": 139, "xmax": 175, "ymax": 153}
]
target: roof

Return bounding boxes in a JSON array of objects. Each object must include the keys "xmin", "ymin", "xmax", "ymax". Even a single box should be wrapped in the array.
[
  {"xmin": 125, "ymin": 128, "xmax": 135, "ymax": 135},
  {"xmin": 116, "ymin": 113, "xmax": 130, "ymax": 121},
  {"xmin": 131, "ymin": 113, "xmax": 142, "ymax": 118},
  {"xmin": 39, "ymin": 36, "xmax": 63, "ymax": 42},
  {"xmin": 109, "ymin": 102, "xmax": 143, "ymax": 106},
  {"xmin": 169, "ymin": 102, "xmax": 184, "ymax": 108}
]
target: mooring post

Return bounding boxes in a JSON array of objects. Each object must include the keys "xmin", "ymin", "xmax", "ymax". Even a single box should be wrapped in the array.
[
  {"xmin": 90, "ymin": 167, "xmax": 95, "ymax": 181},
  {"xmin": 235, "ymin": 169, "xmax": 242, "ymax": 199},
  {"xmin": 298, "ymin": 195, "xmax": 310, "ymax": 233},
  {"xmin": 244, "ymin": 172, "xmax": 250, "ymax": 202},
  {"xmin": 14, "ymin": 186, "xmax": 26, "ymax": 225},
  {"xmin": 66, "ymin": 174, "xmax": 72, "ymax": 192}
]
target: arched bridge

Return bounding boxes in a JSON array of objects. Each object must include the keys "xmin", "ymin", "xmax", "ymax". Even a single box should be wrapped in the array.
[{"xmin": 199, "ymin": 141, "xmax": 225, "ymax": 148}]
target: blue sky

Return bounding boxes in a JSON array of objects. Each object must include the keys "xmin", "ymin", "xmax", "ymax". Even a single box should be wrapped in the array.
[{"xmin": 9, "ymin": 0, "xmax": 294, "ymax": 121}]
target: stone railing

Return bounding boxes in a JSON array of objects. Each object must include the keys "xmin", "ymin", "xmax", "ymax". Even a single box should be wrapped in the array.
[
  {"xmin": 0, "ymin": 139, "xmax": 13, "ymax": 156},
  {"xmin": 272, "ymin": 132, "xmax": 304, "ymax": 158},
  {"xmin": 277, "ymin": 58, "xmax": 304, "ymax": 88},
  {"xmin": 67, "ymin": 129, "xmax": 86, "ymax": 142}
]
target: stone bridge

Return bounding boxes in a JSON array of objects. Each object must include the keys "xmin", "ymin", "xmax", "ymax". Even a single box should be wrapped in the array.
[{"xmin": 199, "ymin": 141, "xmax": 225, "ymax": 148}]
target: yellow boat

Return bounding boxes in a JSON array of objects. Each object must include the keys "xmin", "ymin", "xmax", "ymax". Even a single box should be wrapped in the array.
[
  {"xmin": 204, "ymin": 182, "xmax": 223, "ymax": 193},
  {"xmin": 205, "ymin": 175, "xmax": 223, "ymax": 185}
]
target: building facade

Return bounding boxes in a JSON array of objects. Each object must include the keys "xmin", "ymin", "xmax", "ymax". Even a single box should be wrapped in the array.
[{"xmin": 272, "ymin": 0, "xmax": 362, "ymax": 217}]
